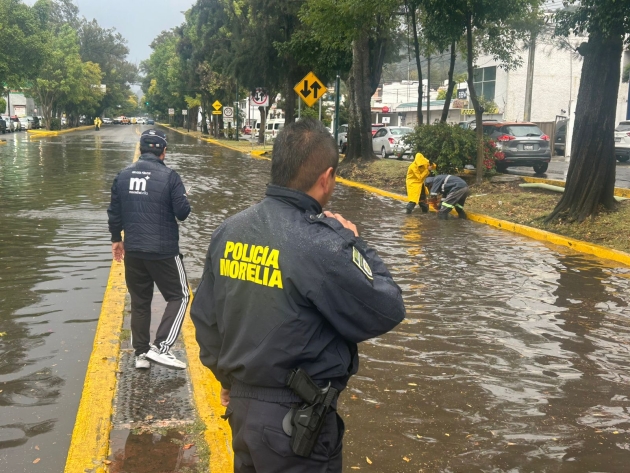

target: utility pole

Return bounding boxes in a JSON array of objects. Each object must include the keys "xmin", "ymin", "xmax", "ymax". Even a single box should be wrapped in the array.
[
  {"xmin": 427, "ymin": 55, "xmax": 431, "ymax": 124},
  {"xmin": 236, "ymin": 79, "xmax": 239, "ymax": 141},
  {"xmin": 524, "ymin": 31, "xmax": 537, "ymax": 122},
  {"xmin": 334, "ymin": 73, "xmax": 340, "ymax": 142}
]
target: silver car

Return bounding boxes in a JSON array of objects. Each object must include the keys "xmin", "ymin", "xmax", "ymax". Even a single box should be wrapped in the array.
[
  {"xmin": 614, "ymin": 121, "xmax": 630, "ymax": 163},
  {"xmin": 372, "ymin": 126, "xmax": 414, "ymax": 158}
]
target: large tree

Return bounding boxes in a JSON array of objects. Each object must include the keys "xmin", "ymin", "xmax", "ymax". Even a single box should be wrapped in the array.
[
  {"xmin": 0, "ymin": 0, "xmax": 44, "ymax": 91},
  {"xmin": 423, "ymin": 0, "xmax": 542, "ymax": 183},
  {"xmin": 546, "ymin": 1, "xmax": 630, "ymax": 222},
  {"xmin": 301, "ymin": 0, "xmax": 401, "ymax": 162}
]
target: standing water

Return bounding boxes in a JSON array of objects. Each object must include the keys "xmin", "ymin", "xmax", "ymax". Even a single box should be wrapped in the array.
[{"xmin": 1, "ymin": 127, "xmax": 629, "ymax": 471}]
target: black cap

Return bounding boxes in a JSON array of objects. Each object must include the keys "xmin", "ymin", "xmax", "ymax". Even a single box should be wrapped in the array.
[{"xmin": 140, "ymin": 129, "xmax": 168, "ymax": 150}]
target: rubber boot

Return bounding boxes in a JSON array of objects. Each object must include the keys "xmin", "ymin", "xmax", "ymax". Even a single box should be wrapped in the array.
[
  {"xmin": 437, "ymin": 209, "xmax": 449, "ymax": 220},
  {"xmin": 456, "ymin": 208, "xmax": 468, "ymax": 219},
  {"xmin": 405, "ymin": 202, "xmax": 415, "ymax": 214}
]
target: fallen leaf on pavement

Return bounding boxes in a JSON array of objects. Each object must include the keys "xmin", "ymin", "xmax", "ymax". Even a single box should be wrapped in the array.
[
  {"xmin": 33, "ymin": 458, "xmax": 40, "ymax": 464},
  {"xmin": 445, "ymin": 433, "xmax": 450, "ymax": 437},
  {"xmin": 366, "ymin": 457, "xmax": 372, "ymax": 464},
  {"xmin": 103, "ymin": 460, "xmax": 112, "ymax": 465},
  {"xmin": 350, "ymin": 467, "xmax": 360, "ymax": 470},
  {"xmin": 35, "ymin": 446, "xmax": 39, "ymax": 450},
  {"xmin": 183, "ymin": 443, "xmax": 195, "ymax": 450},
  {"xmin": 351, "ymin": 395, "xmax": 358, "ymax": 400},
  {"xmin": 403, "ymin": 456, "xmax": 410, "ymax": 462},
  {"xmin": 408, "ymin": 383, "xmax": 417, "ymax": 386}
]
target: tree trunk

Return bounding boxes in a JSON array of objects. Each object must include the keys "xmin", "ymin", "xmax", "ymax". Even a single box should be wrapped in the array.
[
  {"xmin": 201, "ymin": 99, "xmax": 208, "ymax": 135},
  {"xmin": 346, "ymin": 34, "xmax": 377, "ymax": 162},
  {"xmin": 409, "ymin": 4, "xmax": 423, "ymax": 126},
  {"xmin": 466, "ymin": 14, "xmax": 484, "ymax": 185},
  {"xmin": 547, "ymin": 34, "xmax": 622, "ymax": 222},
  {"xmin": 441, "ymin": 41, "xmax": 457, "ymax": 123},
  {"xmin": 284, "ymin": 76, "xmax": 296, "ymax": 126},
  {"xmin": 524, "ymin": 31, "xmax": 537, "ymax": 122},
  {"xmin": 257, "ymin": 106, "xmax": 266, "ymax": 144}
]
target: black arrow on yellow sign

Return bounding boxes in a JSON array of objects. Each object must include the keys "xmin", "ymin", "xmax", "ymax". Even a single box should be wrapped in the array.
[{"xmin": 299, "ymin": 80, "xmax": 322, "ymax": 99}]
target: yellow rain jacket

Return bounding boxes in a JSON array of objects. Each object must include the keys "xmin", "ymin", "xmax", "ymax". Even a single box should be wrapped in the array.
[{"xmin": 406, "ymin": 153, "xmax": 430, "ymax": 204}]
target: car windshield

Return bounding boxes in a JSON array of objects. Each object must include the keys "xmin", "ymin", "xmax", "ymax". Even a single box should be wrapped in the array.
[
  {"xmin": 372, "ymin": 126, "xmax": 383, "ymax": 132},
  {"xmin": 616, "ymin": 124, "xmax": 630, "ymax": 132},
  {"xmin": 505, "ymin": 125, "xmax": 543, "ymax": 137},
  {"xmin": 389, "ymin": 127, "xmax": 412, "ymax": 136}
]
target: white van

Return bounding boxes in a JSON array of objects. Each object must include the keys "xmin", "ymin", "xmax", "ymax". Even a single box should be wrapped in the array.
[{"xmin": 264, "ymin": 119, "xmax": 284, "ymax": 140}]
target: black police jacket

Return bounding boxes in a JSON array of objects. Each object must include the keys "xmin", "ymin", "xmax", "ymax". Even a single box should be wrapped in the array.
[
  {"xmin": 190, "ymin": 185, "xmax": 406, "ymax": 393},
  {"xmin": 107, "ymin": 154, "xmax": 190, "ymax": 256},
  {"xmin": 428, "ymin": 174, "xmax": 468, "ymax": 197}
]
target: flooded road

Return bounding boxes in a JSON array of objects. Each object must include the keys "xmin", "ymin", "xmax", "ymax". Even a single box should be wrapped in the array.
[{"xmin": 1, "ymin": 126, "xmax": 629, "ymax": 472}]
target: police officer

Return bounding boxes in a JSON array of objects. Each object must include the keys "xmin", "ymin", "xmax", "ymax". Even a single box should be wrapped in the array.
[
  {"xmin": 425, "ymin": 174, "xmax": 470, "ymax": 219},
  {"xmin": 190, "ymin": 118, "xmax": 406, "ymax": 472},
  {"xmin": 108, "ymin": 129, "xmax": 191, "ymax": 370}
]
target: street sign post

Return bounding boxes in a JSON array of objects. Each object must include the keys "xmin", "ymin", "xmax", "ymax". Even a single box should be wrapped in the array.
[
  {"xmin": 168, "ymin": 108, "xmax": 174, "ymax": 115},
  {"xmin": 212, "ymin": 100, "xmax": 222, "ymax": 111},
  {"xmin": 182, "ymin": 110, "xmax": 188, "ymax": 115},
  {"xmin": 382, "ymin": 117, "xmax": 391, "ymax": 124},
  {"xmin": 211, "ymin": 111, "xmax": 222, "ymax": 115},
  {"xmin": 294, "ymin": 72, "xmax": 327, "ymax": 108},
  {"xmin": 223, "ymin": 107, "xmax": 234, "ymax": 119}
]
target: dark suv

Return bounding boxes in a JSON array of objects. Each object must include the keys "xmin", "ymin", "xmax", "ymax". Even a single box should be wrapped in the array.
[{"xmin": 482, "ymin": 122, "xmax": 551, "ymax": 175}]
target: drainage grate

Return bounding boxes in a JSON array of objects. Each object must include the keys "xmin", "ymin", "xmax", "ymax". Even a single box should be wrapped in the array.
[{"xmin": 112, "ymin": 350, "xmax": 195, "ymax": 428}]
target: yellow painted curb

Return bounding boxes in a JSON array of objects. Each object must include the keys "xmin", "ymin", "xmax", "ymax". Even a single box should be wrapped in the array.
[
  {"xmin": 63, "ymin": 261, "xmax": 126, "ymax": 473},
  {"xmin": 0, "ymin": 140, "xmax": 6, "ymax": 145},
  {"xmin": 522, "ymin": 176, "xmax": 630, "ymax": 199},
  {"xmin": 28, "ymin": 125, "xmax": 94, "ymax": 137},
  {"xmin": 467, "ymin": 211, "xmax": 630, "ymax": 266},
  {"xmin": 65, "ymin": 144, "xmax": 140, "ymax": 473},
  {"xmin": 335, "ymin": 176, "xmax": 407, "ymax": 202},
  {"xmin": 182, "ymin": 303, "xmax": 234, "ymax": 473}
]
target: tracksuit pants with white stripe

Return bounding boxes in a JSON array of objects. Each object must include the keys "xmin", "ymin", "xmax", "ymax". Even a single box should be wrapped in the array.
[{"xmin": 124, "ymin": 254, "xmax": 190, "ymax": 356}]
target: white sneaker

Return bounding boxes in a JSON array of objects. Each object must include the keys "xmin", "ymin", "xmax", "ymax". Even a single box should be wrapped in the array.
[
  {"xmin": 135, "ymin": 353, "xmax": 150, "ymax": 369},
  {"xmin": 145, "ymin": 346, "xmax": 186, "ymax": 370}
]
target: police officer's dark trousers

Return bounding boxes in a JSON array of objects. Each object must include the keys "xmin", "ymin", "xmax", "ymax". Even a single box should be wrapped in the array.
[
  {"xmin": 124, "ymin": 254, "xmax": 190, "ymax": 356},
  {"xmin": 225, "ymin": 384, "xmax": 344, "ymax": 473}
]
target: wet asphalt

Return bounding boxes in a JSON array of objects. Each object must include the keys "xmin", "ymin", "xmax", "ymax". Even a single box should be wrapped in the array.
[{"xmin": 1, "ymin": 125, "xmax": 630, "ymax": 472}]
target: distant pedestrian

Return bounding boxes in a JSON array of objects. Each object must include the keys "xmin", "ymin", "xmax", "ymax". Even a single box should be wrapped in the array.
[
  {"xmin": 94, "ymin": 117, "xmax": 102, "ymax": 131},
  {"xmin": 191, "ymin": 118, "xmax": 405, "ymax": 472},
  {"xmin": 107, "ymin": 129, "xmax": 191, "ymax": 369},
  {"xmin": 425, "ymin": 174, "xmax": 470, "ymax": 219},
  {"xmin": 405, "ymin": 153, "xmax": 433, "ymax": 214}
]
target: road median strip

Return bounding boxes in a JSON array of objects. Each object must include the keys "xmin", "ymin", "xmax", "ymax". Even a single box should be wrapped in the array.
[
  {"xmin": 521, "ymin": 176, "xmax": 630, "ymax": 199},
  {"xmin": 28, "ymin": 125, "xmax": 94, "ymax": 137}
]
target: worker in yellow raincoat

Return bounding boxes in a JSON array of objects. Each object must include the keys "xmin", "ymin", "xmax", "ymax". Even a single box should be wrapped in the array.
[
  {"xmin": 405, "ymin": 152, "xmax": 433, "ymax": 214},
  {"xmin": 94, "ymin": 117, "xmax": 102, "ymax": 131}
]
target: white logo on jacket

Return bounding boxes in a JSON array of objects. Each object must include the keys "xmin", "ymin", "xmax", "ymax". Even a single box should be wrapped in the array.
[{"xmin": 129, "ymin": 177, "xmax": 149, "ymax": 195}]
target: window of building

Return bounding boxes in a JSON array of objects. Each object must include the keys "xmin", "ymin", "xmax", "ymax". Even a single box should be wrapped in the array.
[{"xmin": 473, "ymin": 66, "xmax": 496, "ymax": 101}]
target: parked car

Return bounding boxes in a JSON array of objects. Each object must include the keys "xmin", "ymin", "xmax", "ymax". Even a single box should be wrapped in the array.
[
  {"xmin": 337, "ymin": 124, "xmax": 348, "ymax": 153},
  {"xmin": 482, "ymin": 121, "xmax": 551, "ymax": 175},
  {"xmin": 147, "ymin": 118, "xmax": 155, "ymax": 125},
  {"xmin": 615, "ymin": 121, "xmax": 630, "ymax": 163},
  {"xmin": 0, "ymin": 117, "xmax": 6, "ymax": 134},
  {"xmin": 2, "ymin": 116, "xmax": 13, "ymax": 132},
  {"xmin": 18, "ymin": 117, "xmax": 31, "ymax": 130},
  {"xmin": 26, "ymin": 116, "xmax": 40, "ymax": 129},
  {"xmin": 242, "ymin": 125, "xmax": 252, "ymax": 135},
  {"xmin": 102, "ymin": 117, "xmax": 113, "ymax": 125},
  {"xmin": 553, "ymin": 119, "xmax": 567, "ymax": 156},
  {"xmin": 10, "ymin": 116, "xmax": 22, "ymax": 131},
  {"xmin": 371, "ymin": 123, "xmax": 385, "ymax": 136},
  {"xmin": 372, "ymin": 126, "xmax": 414, "ymax": 159}
]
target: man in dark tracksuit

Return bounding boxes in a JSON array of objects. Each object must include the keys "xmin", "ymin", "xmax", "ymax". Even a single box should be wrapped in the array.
[
  {"xmin": 190, "ymin": 118, "xmax": 406, "ymax": 473},
  {"xmin": 108, "ymin": 129, "xmax": 191, "ymax": 370},
  {"xmin": 425, "ymin": 174, "xmax": 470, "ymax": 220}
]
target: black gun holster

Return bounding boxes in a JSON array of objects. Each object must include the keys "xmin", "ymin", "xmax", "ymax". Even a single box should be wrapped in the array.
[{"xmin": 285, "ymin": 368, "xmax": 338, "ymax": 457}]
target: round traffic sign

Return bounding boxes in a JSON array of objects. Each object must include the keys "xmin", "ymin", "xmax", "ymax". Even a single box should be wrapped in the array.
[
  {"xmin": 382, "ymin": 106, "xmax": 390, "ymax": 113},
  {"xmin": 252, "ymin": 89, "xmax": 268, "ymax": 106},
  {"xmin": 223, "ymin": 107, "xmax": 234, "ymax": 118}
]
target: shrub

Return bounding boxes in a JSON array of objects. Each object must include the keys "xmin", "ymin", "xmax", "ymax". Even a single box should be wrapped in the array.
[
  {"xmin": 49, "ymin": 118, "xmax": 61, "ymax": 131},
  {"xmin": 403, "ymin": 122, "xmax": 498, "ymax": 174}
]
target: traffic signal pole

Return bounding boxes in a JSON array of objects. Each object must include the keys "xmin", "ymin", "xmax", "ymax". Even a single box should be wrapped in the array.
[{"xmin": 334, "ymin": 73, "xmax": 340, "ymax": 142}]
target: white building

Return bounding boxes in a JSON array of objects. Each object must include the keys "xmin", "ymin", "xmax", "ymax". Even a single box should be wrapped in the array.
[{"xmin": 476, "ymin": 38, "xmax": 630, "ymax": 156}]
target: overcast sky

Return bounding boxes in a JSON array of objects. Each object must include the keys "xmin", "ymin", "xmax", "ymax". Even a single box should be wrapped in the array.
[{"xmin": 25, "ymin": 0, "xmax": 195, "ymax": 65}]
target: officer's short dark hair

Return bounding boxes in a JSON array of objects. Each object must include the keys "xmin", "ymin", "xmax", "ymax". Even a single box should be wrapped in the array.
[{"xmin": 271, "ymin": 118, "xmax": 339, "ymax": 192}]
